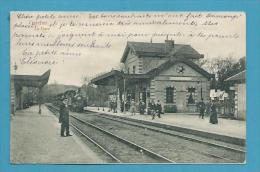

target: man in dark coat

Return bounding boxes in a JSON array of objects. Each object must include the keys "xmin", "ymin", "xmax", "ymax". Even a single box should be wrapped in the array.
[
  {"xmin": 147, "ymin": 100, "xmax": 152, "ymax": 115},
  {"xmin": 156, "ymin": 100, "xmax": 162, "ymax": 118},
  {"xmin": 150, "ymin": 100, "xmax": 156, "ymax": 119},
  {"xmin": 139, "ymin": 100, "xmax": 145, "ymax": 115},
  {"xmin": 59, "ymin": 98, "xmax": 72, "ymax": 137},
  {"xmin": 198, "ymin": 99, "xmax": 206, "ymax": 119}
]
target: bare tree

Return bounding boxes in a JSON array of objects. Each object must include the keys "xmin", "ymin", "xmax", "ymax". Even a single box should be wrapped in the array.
[{"xmin": 200, "ymin": 56, "xmax": 246, "ymax": 90}]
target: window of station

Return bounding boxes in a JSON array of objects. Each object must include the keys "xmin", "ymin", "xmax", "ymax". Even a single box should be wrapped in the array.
[
  {"xmin": 166, "ymin": 87, "xmax": 174, "ymax": 103},
  {"xmin": 187, "ymin": 87, "xmax": 196, "ymax": 104},
  {"xmin": 133, "ymin": 66, "xmax": 136, "ymax": 74}
]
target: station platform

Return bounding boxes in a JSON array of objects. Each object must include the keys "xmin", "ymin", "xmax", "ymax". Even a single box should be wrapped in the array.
[
  {"xmin": 11, "ymin": 105, "xmax": 104, "ymax": 164},
  {"xmin": 87, "ymin": 107, "xmax": 246, "ymax": 141}
]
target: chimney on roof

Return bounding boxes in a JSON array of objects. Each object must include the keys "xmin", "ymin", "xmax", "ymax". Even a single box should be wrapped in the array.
[{"xmin": 165, "ymin": 40, "xmax": 174, "ymax": 53}]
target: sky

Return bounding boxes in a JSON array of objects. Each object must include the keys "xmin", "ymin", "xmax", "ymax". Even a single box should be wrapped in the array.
[{"xmin": 10, "ymin": 12, "xmax": 246, "ymax": 86}]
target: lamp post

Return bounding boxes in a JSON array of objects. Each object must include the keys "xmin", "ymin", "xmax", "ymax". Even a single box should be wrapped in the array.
[
  {"xmin": 123, "ymin": 77, "xmax": 126, "ymax": 113},
  {"xmin": 200, "ymin": 81, "xmax": 203, "ymax": 101},
  {"xmin": 98, "ymin": 93, "xmax": 101, "ymax": 111},
  {"xmin": 102, "ymin": 88, "xmax": 104, "ymax": 111},
  {"xmin": 97, "ymin": 86, "xmax": 100, "ymax": 110},
  {"xmin": 197, "ymin": 80, "xmax": 203, "ymax": 101},
  {"xmin": 146, "ymin": 86, "xmax": 150, "ymax": 108}
]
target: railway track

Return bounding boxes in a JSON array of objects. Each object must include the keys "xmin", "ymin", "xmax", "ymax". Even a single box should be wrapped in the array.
[
  {"xmin": 47, "ymin": 104, "xmax": 174, "ymax": 163},
  {"xmin": 46, "ymin": 104, "xmax": 245, "ymax": 163},
  {"xmin": 92, "ymin": 111, "xmax": 246, "ymax": 152},
  {"xmin": 76, "ymin": 112, "xmax": 245, "ymax": 163},
  {"xmin": 71, "ymin": 115, "xmax": 175, "ymax": 163}
]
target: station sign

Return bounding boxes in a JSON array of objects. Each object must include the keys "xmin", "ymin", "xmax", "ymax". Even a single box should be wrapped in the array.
[{"xmin": 169, "ymin": 77, "xmax": 193, "ymax": 81}]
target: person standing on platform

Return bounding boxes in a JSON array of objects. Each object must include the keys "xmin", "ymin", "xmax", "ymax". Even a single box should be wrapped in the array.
[
  {"xmin": 109, "ymin": 101, "xmax": 113, "ymax": 112},
  {"xmin": 59, "ymin": 98, "xmax": 72, "ymax": 137},
  {"xmin": 147, "ymin": 100, "xmax": 152, "ymax": 115},
  {"xmin": 130, "ymin": 99, "xmax": 136, "ymax": 116},
  {"xmin": 139, "ymin": 100, "xmax": 145, "ymax": 115},
  {"xmin": 126, "ymin": 101, "xmax": 130, "ymax": 112},
  {"xmin": 209, "ymin": 101, "xmax": 218, "ymax": 124},
  {"xmin": 120, "ymin": 100, "xmax": 124, "ymax": 112},
  {"xmin": 153, "ymin": 100, "xmax": 162, "ymax": 119},
  {"xmin": 151, "ymin": 100, "xmax": 156, "ymax": 120},
  {"xmin": 198, "ymin": 99, "xmax": 206, "ymax": 119},
  {"xmin": 112, "ymin": 101, "xmax": 117, "ymax": 113}
]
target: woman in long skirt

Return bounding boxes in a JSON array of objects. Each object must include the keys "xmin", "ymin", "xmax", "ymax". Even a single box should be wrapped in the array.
[{"xmin": 209, "ymin": 101, "xmax": 218, "ymax": 124}]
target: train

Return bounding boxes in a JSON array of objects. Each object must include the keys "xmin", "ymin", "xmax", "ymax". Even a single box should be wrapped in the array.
[{"xmin": 52, "ymin": 88, "xmax": 87, "ymax": 112}]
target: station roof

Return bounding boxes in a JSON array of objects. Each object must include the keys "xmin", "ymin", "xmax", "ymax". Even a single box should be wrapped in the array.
[
  {"xmin": 91, "ymin": 70, "xmax": 123, "ymax": 85},
  {"xmin": 91, "ymin": 70, "xmax": 151, "ymax": 85},
  {"xmin": 92, "ymin": 57, "xmax": 213, "ymax": 85},
  {"xmin": 225, "ymin": 70, "xmax": 245, "ymax": 83},
  {"xmin": 120, "ymin": 41, "xmax": 203, "ymax": 63},
  {"xmin": 12, "ymin": 69, "xmax": 51, "ymax": 88}
]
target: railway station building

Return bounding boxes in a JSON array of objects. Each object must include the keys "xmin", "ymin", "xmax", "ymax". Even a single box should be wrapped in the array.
[
  {"xmin": 92, "ymin": 40, "xmax": 213, "ymax": 113},
  {"xmin": 11, "ymin": 70, "xmax": 51, "ymax": 115}
]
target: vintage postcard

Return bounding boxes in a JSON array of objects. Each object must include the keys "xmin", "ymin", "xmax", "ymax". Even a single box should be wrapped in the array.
[{"xmin": 10, "ymin": 11, "xmax": 246, "ymax": 164}]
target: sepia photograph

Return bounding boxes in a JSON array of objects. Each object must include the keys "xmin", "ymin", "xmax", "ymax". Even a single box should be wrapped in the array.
[{"xmin": 10, "ymin": 11, "xmax": 246, "ymax": 164}]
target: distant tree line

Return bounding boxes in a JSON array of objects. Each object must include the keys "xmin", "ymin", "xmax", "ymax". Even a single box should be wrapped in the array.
[
  {"xmin": 200, "ymin": 56, "xmax": 245, "ymax": 90},
  {"xmin": 81, "ymin": 76, "xmax": 111, "ymax": 107}
]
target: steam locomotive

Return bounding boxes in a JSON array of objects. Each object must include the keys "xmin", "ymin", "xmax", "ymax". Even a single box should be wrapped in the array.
[{"xmin": 52, "ymin": 88, "xmax": 87, "ymax": 112}]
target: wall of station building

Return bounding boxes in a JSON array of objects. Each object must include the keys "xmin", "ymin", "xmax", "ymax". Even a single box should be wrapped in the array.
[
  {"xmin": 124, "ymin": 51, "xmax": 141, "ymax": 74},
  {"xmin": 124, "ymin": 50, "xmax": 169, "ymax": 74},
  {"xmin": 149, "ymin": 80, "xmax": 210, "ymax": 113},
  {"xmin": 235, "ymin": 83, "xmax": 246, "ymax": 120},
  {"xmin": 141, "ymin": 57, "xmax": 168, "ymax": 74},
  {"xmin": 124, "ymin": 51, "xmax": 201, "ymax": 76},
  {"xmin": 149, "ymin": 62, "xmax": 211, "ymax": 113}
]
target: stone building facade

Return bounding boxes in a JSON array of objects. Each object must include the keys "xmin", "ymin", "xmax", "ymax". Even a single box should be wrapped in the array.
[
  {"xmin": 148, "ymin": 62, "xmax": 211, "ymax": 112},
  {"xmin": 92, "ymin": 40, "xmax": 212, "ymax": 113}
]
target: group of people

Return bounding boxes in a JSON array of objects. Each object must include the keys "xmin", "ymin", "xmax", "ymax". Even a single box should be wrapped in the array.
[
  {"xmin": 197, "ymin": 99, "xmax": 218, "ymax": 124},
  {"xmin": 128, "ymin": 99, "xmax": 162, "ymax": 120},
  {"xmin": 58, "ymin": 97, "xmax": 219, "ymax": 137},
  {"xmin": 109, "ymin": 101, "xmax": 117, "ymax": 113},
  {"xmin": 148, "ymin": 100, "xmax": 162, "ymax": 120}
]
